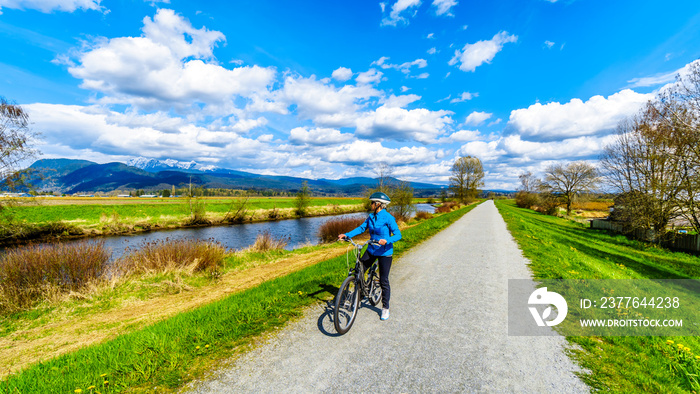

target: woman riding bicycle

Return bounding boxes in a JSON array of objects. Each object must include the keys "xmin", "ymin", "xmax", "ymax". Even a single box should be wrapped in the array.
[{"xmin": 338, "ymin": 191, "xmax": 401, "ymax": 321}]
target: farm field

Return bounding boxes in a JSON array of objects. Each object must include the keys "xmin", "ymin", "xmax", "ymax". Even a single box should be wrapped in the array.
[
  {"xmin": 496, "ymin": 200, "xmax": 700, "ymax": 392},
  {"xmin": 0, "ymin": 197, "xmax": 366, "ymax": 243}
]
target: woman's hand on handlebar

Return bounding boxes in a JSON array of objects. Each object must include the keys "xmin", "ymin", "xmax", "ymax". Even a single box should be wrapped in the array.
[
  {"xmin": 378, "ymin": 239, "xmax": 387, "ymax": 246},
  {"xmin": 338, "ymin": 234, "xmax": 349, "ymax": 241}
]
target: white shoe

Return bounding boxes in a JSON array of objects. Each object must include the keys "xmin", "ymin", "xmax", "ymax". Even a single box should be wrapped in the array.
[{"xmin": 381, "ymin": 308, "xmax": 390, "ymax": 321}]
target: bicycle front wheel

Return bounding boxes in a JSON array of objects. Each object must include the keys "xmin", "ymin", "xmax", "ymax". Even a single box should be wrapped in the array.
[
  {"xmin": 334, "ymin": 276, "xmax": 360, "ymax": 335},
  {"xmin": 368, "ymin": 271, "xmax": 382, "ymax": 307}
]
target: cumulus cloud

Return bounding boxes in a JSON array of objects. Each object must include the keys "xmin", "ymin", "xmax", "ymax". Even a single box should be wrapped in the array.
[
  {"xmin": 26, "ymin": 103, "xmax": 274, "ymax": 164},
  {"xmin": 381, "ymin": 0, "xmax": 422, "ymax": 26},
  {"xmin": 355, "ymin": 105, "xmax": 453, "ymax": 143},
  {"xmin": 279, "ymin": 75, "xmax": 381, "ymax": 126},
  {"xmin": 437, "ymin": 129, "xmax": 480, "ymax": 143},
  {"xmin": 68, "ymin": 9, "xmax": 276, "ymax": 112},
  {"xmin": 449, "ymin": 31, "xmax": 518, "ymax": 72},
  {"xmin": 332, "ymin": 67, "xmax": 353, "ymax": 82},
  {"xmin": 0, "ymin": 0, "xmax": 103, "ymax": 14},
  {"xmin": 321, "ymin": 140, "xmax": 442, "ymax": 166},
  {"xmin": 432, "ymin": 0, "xmax": 457, "ymax": 16},
  {"xmin": 507, "ymin": 89, "xmax": 652, "ymax": 141},
  {"xmin": 450, "ymin": 91, "xmax": 477, "ymax": 103},
  {"xmin": 464, "ymin": 111, "xmax": 492, "ymax": 126},
  {"xmin": 289, "ymin": 127, "xmax": 353, "ymax": 146},
  {"xmin": 356, "ymin": 68, "xmax": 384, "ymax": 85}
]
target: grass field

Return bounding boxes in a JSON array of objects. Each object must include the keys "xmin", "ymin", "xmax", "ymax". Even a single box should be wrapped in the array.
[
  {"xmin": 0, "ymin": 197, "xmax": 365, "ymax": 243},
  {"xmin": 495, "ymin": 200, "xmax": 700, "ymax": 392},
  {"xmin": 0, "ymin": 202, "xmax": 478, "ymax": 393}
]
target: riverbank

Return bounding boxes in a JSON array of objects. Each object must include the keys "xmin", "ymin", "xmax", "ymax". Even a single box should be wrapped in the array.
[
  {"xmin": 0, "ymin": 197, "xmax": 365, "ymax": 246},
  {"xmin": 0, "ymin": 202, "xmax": 477, "ymax": 391}
]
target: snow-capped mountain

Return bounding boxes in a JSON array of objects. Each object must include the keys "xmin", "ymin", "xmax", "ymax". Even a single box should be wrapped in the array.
[{"xmin": 126, "ymin": 157, "xmax": 220, "ymax": 173}]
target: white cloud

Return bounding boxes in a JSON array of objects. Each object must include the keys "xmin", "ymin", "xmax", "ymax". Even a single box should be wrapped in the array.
[
  {"xmin": 0, "ymin": 0, "xmax": 103, "ymax": 14},
  {"xmin": 279, "ymin": 75, "xmax": 381, "ymax": 127},
  {"xmin": 450, "ymin": 91, "xmax": 478, "ymax": 103},
  {"xmin": 382, "ymin": 94, "xmax": 421, "ymax": 108},
  {"xmin": 449, "ymin": 31, "xmax": 518, "ymax": 72},
  {"xmin": 322, "ymin": 140, "xmax": 442, "ymax": 166},
  {"xmin": 464, "ymin": 111, "xmax": 492, "ymax": 126},
  {"xmin": 498, "ymin": 134, "xmax": 616, "ymax": 160},
  {"xmin": 25, "ymin": 103, "xmax": 268, "ymax": 161},
  {"xmin": 544, "ymin": 40, "xmax": 555, "ymax": 49},
  {"xmin": 427, "ymin": 47, "xmax": 437, "ymax": 55},
  {"xmin": 355, "ymin": 105, "xmax": 453, "ymax": 143},
  {"xmin": 289, "ymin": 127, "xmax": 353, "ymax": 146},
  {"xmin": 356, "ymin": 68, "xmax": 384, "ymax": 85},
  {"xmin": 432, "ymin": 0, "xmax": 457, "ymax": 16},
  {"xmin": 372, "ymin": 57, "xmax": 428, "ymax": 74},
  {"xmin": 381, "ymin": 0, "xmax": 422, "ymax": 26},
  {"xmin": 627, "ymin": 70, "xmax": 677, "ymax": 88},
  {"xmin": 438, "ymin": 129, "xmax": 481, "ymax": 143},
  {"xmin": 507, "ymin": 89, "xmax": 652, "ymax": 140},
  {"xmin": 332, "ymin": 67, "xmax": 353, "ymax": 82},
  {"xmin": 457, "ymin": 140, "xmax": 505, "ymax": 162},
  {"xmin": 68, "ymin": 9, "xmax": 276, "ymax": 112}
]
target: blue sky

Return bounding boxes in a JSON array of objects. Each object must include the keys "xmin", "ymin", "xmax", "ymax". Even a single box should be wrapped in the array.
[{"xmin": 1, "ymin": 0, "xmax": 699, "ymax": 189}]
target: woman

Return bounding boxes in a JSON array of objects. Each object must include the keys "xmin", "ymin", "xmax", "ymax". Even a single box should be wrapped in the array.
[{"xmin": 338, "ymin": 191, "xmax": 401, "ymax": 321}]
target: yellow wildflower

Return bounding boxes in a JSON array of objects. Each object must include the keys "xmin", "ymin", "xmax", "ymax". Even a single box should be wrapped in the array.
[
  {"xmin": 87, "ymin": 386, "xmax": 95, "ymax": 390},
  {"xmin": 205, "ymin": 345, "xmax": 210, "ymax": 348},
  {"xmin": 75, "ymin": 390, "xmax": 83, "ymax": 394},
  {"xmin": 100, "ymin": 373, "xmax": 107, "ymax": 377},
  {"xmin": 196, "ymin": 346, "xmax": 200, "ymax": 349},
  {"xmin": 667, "ymin": 340, "xmax": 674, "ymax": 344}
]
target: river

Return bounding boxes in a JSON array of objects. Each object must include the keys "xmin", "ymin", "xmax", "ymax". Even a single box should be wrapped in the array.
[{"xmin": 70, "ymin": 204, "xmax": 436, "ymax": 259}]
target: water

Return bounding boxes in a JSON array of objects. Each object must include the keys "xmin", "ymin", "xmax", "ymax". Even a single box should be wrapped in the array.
[{"xmin": 68, "ymin": 204, "xmax": 435, "ymax": 259}]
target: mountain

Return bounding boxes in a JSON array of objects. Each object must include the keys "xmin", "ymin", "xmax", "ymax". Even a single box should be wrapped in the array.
[{"xmin": 27, "ymin": 158, "xmax": 446, "ymax": 196}]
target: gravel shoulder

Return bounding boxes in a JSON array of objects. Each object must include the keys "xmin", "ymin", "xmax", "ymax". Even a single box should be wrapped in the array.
[{"xmin": 184, "ymin": 200, "xmax": 589, "ymax": 393}]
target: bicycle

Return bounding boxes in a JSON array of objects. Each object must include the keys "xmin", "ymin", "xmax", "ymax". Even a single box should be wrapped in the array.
[{"xmin": 334, "ymin": 236, "xmax": 382, "ymax": 335}]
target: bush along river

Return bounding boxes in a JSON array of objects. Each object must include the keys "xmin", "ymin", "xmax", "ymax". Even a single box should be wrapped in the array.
[{"xmin": 39, "ymin": 204, "xmax": 436, "ymax": 260}]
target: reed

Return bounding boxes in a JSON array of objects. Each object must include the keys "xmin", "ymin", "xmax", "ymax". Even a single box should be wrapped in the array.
[
  {"xmin": 119, "ymin": 238, "xmax": 226, "ymax": 275},
  {"xmin": 0, "ymin": 241, "xmax": 110, "ymax": 313},
  {"xmin": 318, "ymin": 216, "xmax": 365, "ymax": 243},
  {"xmin": 250, "ymin": 230, "xmax": 289, "ymax": 251}
]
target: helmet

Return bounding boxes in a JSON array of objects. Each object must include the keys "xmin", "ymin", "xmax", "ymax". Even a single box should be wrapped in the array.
[{"xmin": 369, "ymin": 191, "xmax": 391, "ymax": 205}]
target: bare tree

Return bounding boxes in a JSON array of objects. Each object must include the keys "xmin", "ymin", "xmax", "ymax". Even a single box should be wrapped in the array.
[
  {"xmin": 0, "ymin": 97, "xmax": 38, "ymax": 192},
  {"xmin": 543, "ymin": 161, "xmax": 599, "ymax": 215},
  {"xmin": 600, "ymin": 103, "xmax": 685, "ymax": 234},
  {"xmin": 388, "ymin": 181, "xmax": 415, "ymax": 222},
  {"xmin": 449, "ymin": 156, "xmax": 484, "ymax": 202},
  {"xmin": 374, "ymin": 162, "xmax": 395, "ymax": 193}
]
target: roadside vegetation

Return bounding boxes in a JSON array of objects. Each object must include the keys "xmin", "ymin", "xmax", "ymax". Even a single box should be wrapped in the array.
[
  {"xmin": 0, "ymin": 201, "xmax": 478, "ymax": 392},
  {"xmin": 496, "ymin": 200, "xmax": 700, "ymax": 392},
  {"xmin": 0, "ymin": 196, "xmax": 364, "ymax": 245}
]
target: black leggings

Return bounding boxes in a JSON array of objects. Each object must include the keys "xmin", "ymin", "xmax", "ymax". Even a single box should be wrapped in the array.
[{"xmin": 360, "ymin": 251, "xmax": 393, "ymax": 309}]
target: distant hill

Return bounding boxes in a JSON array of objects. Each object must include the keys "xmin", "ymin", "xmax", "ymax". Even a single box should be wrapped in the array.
[{"xmin": 26, "ymin": 158, "xmax": 447, "ymax": 196}]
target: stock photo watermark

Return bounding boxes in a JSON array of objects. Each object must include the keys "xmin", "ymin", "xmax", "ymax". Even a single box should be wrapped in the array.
[{"xmin": 508, "ymin": 279, "xmax": 700, "ymax": 336}]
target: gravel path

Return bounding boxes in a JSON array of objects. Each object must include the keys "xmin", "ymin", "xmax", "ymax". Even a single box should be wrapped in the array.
[{"xmin": 184, "ymin": 200, "xmax": 589, "ymax": 393}]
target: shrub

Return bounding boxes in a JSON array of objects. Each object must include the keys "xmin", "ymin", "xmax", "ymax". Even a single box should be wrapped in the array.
[
  {"xmin": 318, "ymin": 216, "xmax": 365, "ymax": 243},
  {"xmin": 0, "ymin": 241, "xmax": 110, "ymax": 313},
  {"xmin": 119, "ymin": 238, "xmax": 226, "ymax": 275},
  {"xmin": 250, "ymin": 230, "xmax": 289, "ymax": 251},
  {"xmin": 415, "ymin": 211, "xmax": 433, "ymax": 220},
  {"xmin": 514, "ymin": 191, "xmax": 539, "ymax": 209}
]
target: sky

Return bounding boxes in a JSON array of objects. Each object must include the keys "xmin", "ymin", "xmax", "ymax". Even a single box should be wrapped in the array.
[{"xmin": 1, "ymin": 0, "xmax": 700, "ymax": 190}]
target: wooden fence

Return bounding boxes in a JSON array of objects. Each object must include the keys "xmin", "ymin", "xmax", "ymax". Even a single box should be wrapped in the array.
[{"xmin": 590, "ymin": 219, "xmax": 700, "ymax": 254}]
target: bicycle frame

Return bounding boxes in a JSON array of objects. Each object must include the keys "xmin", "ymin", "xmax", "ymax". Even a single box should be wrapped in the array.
[{"xmin": 342, "ymin": 237, "xmax": 379, "ymax": 298}]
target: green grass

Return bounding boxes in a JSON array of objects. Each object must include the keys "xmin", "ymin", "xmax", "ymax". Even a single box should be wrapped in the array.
[
  {"xmin": 0, "ymin": 202, "xmax": 479, "ymax": 393},
  {"xmin": 495, "ymin": 200, "xmax": 700, "ymax": 392},
  {"xmin": 5, "ymin": 197, "xmax": 363, "ymax": 224}
]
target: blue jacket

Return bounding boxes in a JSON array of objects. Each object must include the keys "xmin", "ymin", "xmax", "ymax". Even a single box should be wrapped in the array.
[{"xmin": 345, "ymin": 209, "xmax": 401, "ymax": 256}]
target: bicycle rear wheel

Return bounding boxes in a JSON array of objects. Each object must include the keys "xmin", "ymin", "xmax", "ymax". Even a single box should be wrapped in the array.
[
  {"xmin": 368, "ymin": 271, "xmax": 382, "ymax": 306},
  {"xmin": 334, "ymin": 276, "xmax": 360, "ymax": 335}
]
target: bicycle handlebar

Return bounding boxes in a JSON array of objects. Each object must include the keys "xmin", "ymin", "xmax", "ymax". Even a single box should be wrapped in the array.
[{"xmin": 339, "ymin": 236, "xmax": 381, "ymax": 248}]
